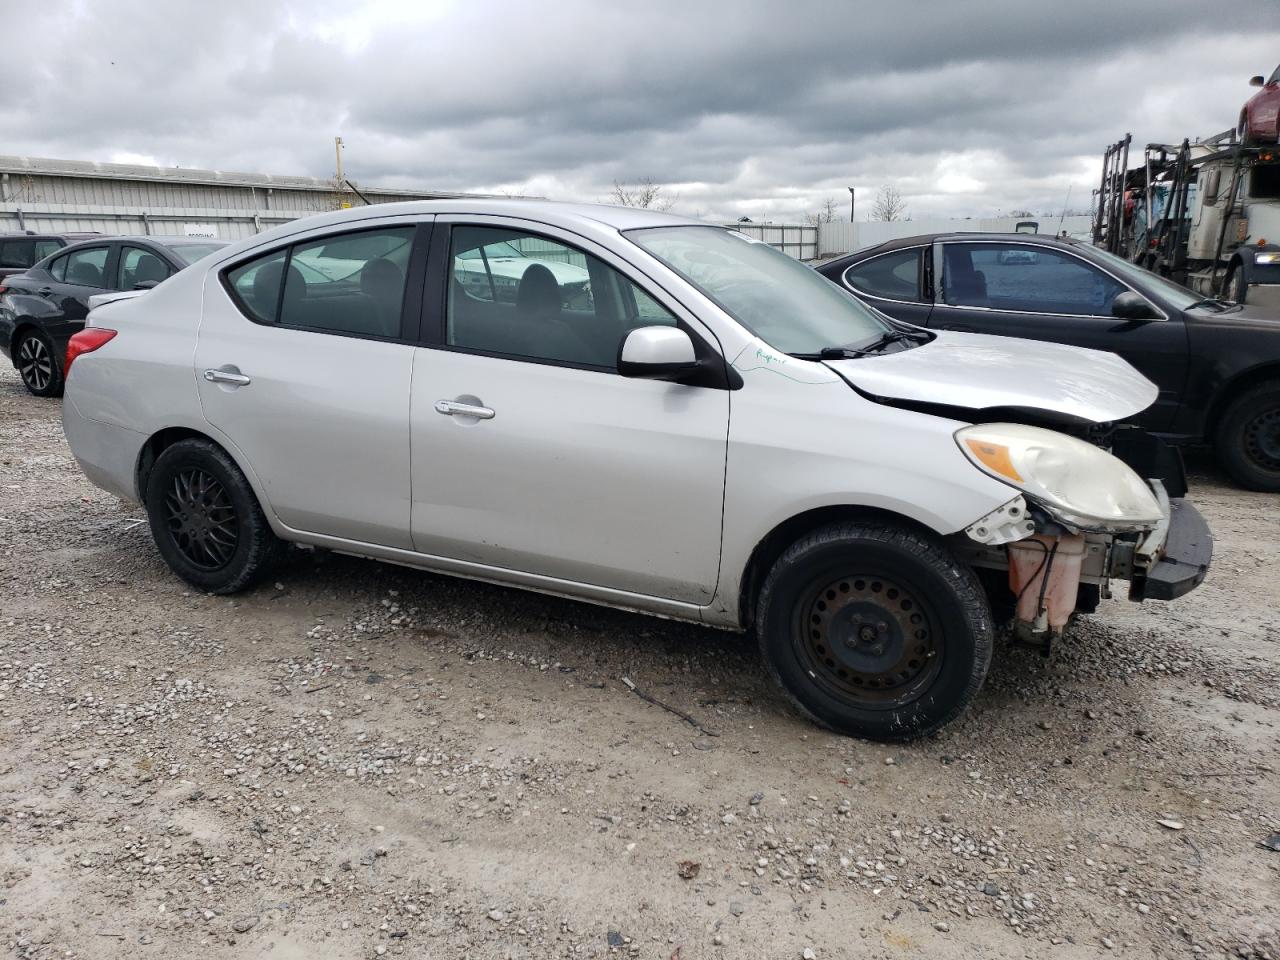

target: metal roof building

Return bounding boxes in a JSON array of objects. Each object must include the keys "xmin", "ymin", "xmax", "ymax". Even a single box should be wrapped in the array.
[{"xmin": 0, "ymin": 155, "xmax": 495, "ymax": 240}]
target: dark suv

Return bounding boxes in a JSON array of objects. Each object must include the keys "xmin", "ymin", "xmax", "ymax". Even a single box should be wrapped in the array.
[{"xmin": 0, "ymin": 232, "xmax": 100, "ymax": 281}]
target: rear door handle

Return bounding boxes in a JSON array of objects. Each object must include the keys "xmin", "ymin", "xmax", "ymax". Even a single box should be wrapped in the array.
[
  {"xmin": 38, "ymin": 286, "xmax": 52, "ymax": 295},
  {"xmin": 434, "ymin": 399, "xmax": 494, "ymax": 420},
  {"xmin": 203, "ymin": 368, "xmax": 251, "ymax": 386}
]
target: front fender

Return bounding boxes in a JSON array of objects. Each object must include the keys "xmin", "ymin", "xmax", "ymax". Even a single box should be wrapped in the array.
[{"xmin": 709, "ymin": 366, "xmax": 1017, "ymax": 627}]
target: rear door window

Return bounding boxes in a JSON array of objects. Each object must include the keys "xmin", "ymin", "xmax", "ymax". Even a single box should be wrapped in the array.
[
  {"xmin": 842, "ymin": 248, "xmax": 924, "ymax": 302},
  {"xmin": 63, "ymin": 246, "xmax": 110, "ymax": 287},
  {"xmin": 225, "ymin": 227, "xmax": 416, "ymax": 339}
]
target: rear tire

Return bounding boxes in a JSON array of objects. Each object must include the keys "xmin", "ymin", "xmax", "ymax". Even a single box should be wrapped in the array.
[
  {"xmin": 755, "ymin": 521, "xmax": 993, "ymax": 742},
  {"xmin": 15, "ymin": 329, "xmax": 63, "ymax": 397},
  {"xmin": 144, "ymin": 438, "xmax": 283, "ymax": 593},
  {"xmin": 1216, "ymin": 383, "xmax": 1280, "ymax": 492}
]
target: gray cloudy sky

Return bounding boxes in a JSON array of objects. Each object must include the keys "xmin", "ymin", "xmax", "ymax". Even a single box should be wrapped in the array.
[{"xmin": 2, "ymin": 0, "xmax": 1276, "ymax": 222}]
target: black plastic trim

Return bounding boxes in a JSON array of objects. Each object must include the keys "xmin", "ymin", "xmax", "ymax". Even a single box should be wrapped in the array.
[{"xmin": 1131, "ymin": 499, "xmax": 1213, "ymax": 601}]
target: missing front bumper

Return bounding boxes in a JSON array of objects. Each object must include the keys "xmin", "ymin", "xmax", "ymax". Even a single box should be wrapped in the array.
[{"xmin": 955, "ymin": 489, "xmax": 1213, "ymax": 646}]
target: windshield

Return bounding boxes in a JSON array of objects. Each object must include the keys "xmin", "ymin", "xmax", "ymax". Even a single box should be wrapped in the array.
[
  {"xmin": 166, "ymin": 243, "xmax": 226, "ymax": 265},
  {"xmin": 1086, "ymin": 245, "xmax": 1200, "ymax": 309},
  {"xmin": 625, "ymin": 225, "xmax": 889, "ymax": 354}
]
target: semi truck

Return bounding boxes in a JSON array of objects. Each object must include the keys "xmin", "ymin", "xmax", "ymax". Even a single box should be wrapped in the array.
[{"xmin": 1094, "ymin": 130, "xmax": 1280, "ymax": 310}]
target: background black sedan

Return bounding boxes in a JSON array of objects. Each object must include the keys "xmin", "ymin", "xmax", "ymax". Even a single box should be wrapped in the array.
[
  {"xmin": 0, "ymin": 235, "xmax": 225, "ymax": 397},
  {"xmin": 818, "ymin": 233, "xmax": 1280, "ymax": 492}
]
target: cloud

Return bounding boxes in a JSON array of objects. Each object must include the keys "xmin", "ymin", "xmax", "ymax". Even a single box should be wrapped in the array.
[{"xmin": 0, "ymin": 0, "xmax": 1275, "ymax": 221}]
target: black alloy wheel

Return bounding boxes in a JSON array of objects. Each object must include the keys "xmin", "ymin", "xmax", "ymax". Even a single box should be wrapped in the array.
[
  {"xmin": 16, "ymin": 331, "xmax": 63, "ymax": 397},
  {"xmin": 145, "ymin": 438, "xmax": 283, "ymax": 593},
  {"xmin": 163, "ymin": 467, "xmax": 239, "ymax": 570}
]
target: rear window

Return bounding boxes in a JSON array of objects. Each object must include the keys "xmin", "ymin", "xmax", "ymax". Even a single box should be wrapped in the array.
[
  {"xmin": 33, "ymin": 239, "xmax": 61, "ymax": 261},
  {"xmin": 166, "ymin": 243, "xmax": 225, "ymax": 265},
  {"xmin": 842, "ymin": 248, "xmax": 924, "ymax": 302},
  {"xmin": 0, "ymin": 240, "xmax": 33, "ymax": 268}
]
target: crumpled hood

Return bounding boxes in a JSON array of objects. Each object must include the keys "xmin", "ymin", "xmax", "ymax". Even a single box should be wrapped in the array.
[{"xmin": 823, "ymin": 329, "xmax": 1158, "ymax": 425}]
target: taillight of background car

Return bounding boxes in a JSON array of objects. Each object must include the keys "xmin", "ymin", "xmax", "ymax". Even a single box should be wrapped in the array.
[{"xmin": 64, "ymin": 328, "xmax": 117, "ymax": 376}]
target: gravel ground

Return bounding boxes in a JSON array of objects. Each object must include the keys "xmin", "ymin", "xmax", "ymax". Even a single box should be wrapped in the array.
[{"xmin": 1, "ymin": 365, "xmax": 1277, "ymax": 960}]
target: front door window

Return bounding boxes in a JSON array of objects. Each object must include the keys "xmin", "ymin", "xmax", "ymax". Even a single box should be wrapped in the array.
[{"xmin": 942, "ymin": 243, "xmax": 1125, "ymax": 316}]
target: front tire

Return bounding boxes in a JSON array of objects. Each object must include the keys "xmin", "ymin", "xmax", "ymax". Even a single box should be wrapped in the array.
[
  {"xmin": 756, "ymin": 521, "xmax": 993, "ymax": 742},
  {"xmin": 144, "ymin": 438, "xmax": 282, "ymax": 593},
  {"xmin": 1216, "ymin": 383, "xmax": 1280, "ymax": 492},
  {"xmin": 15, "ymin": 330, "xmax": 63, "ymax": 397},
  {"xmin": 1226, "ymin": 267, "xmax": 1247, "ymax": 304}
]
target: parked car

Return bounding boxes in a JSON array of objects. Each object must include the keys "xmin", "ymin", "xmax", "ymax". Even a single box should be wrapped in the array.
[
  {"xmin": 1, "ymin": 235, "xmax": 226, "ymax": 396},
  {"xmin": 61, "ymin": 201, "xmax": 1211, "ymax": 741},
  {"xmin": 1241, "ymin": 65, "xmax": 1280, "ymax": 144},
  {"xmin": 0, "ymin": 231, "xmax": 100, "ymax": 281},
  {"xmin": 818, "ymin": 233, "xmax": 1280, "ymax": 492}
]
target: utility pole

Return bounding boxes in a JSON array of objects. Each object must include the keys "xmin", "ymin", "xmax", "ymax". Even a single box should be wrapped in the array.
[
  {"xmin": 334, "ymin": 136, "xmax": 351, "ymax": 209},
  {"xmin": 848, "ymin": 186, "xmax": 856, "ymax": 222}
]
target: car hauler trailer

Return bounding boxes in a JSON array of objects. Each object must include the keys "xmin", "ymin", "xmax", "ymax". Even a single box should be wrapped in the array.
[{"xmin": 1094, "ymin": 130, "xmax": 1280, "ymax": 310}]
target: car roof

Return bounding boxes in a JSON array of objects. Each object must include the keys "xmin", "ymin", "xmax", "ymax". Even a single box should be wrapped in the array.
[
  {"xmin": 833, "ymin": 231, "xmax": 1090, "ymax": 263},
  {"xmin": 258, "ymin": 198, "xmax": 699, "ymax": 241},
  {"xmin": 50, "ymin": 235, "xmax": 228, "ymax": 253},
  {"xmin": 0, "ymin": 231, "xmax": 99, "ymax": 240},
  {"xmin": 192, "ymin": 198, "xmax": 712, "ymax": 270}
]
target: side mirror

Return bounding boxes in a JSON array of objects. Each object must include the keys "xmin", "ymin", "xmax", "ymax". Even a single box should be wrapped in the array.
[
  {"xmin": 133, "ymin": 279, "xmax": 160, "ymax": 290},
  {"xmin": 1111, "ymin": 290, "xmax": 1160, "ymax": 321},
  {"xmin": 618, "ymin": 326, "xmax": 700, "ymax": 381},
  {"xmin": 1250, "ymin": 75, "xmax": 1266, "ymax": 87}
]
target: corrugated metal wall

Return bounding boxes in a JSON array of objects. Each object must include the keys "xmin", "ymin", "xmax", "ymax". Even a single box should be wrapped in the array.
[{"xmin": 0, "ymin": 157, "xmax": 473, "ymax": 241}]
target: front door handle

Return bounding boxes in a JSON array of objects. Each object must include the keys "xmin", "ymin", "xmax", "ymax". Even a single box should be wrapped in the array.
[
  {"xmin": 434, "ymin": 399, "xmax": 494, "ymax": 420},
  {"xmin": 203, "ymin": 368, "xmax": 251, "ymax": 386},
  {"xmin": 38, "ymin": 286, "xmax": 52, "ymax": 295}
]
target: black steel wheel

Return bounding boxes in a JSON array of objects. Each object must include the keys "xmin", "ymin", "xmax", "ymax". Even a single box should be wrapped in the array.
[
  {"xmin": 1216, "ymin": 382, "xmax": 1280, "ymax": 492},
  {"xmin": 795, "ymin": 574, "xmax": 943, "ymax": 709},
  {"xmin": 145, "ymin": 438, "xmax": 283, "ymax": 593},
  {"xmin": 16, "ymin": 330, "xmax": 63, "ymax": 397},
  {"xmin": 757, "ymin": 521, "xmax": 992, "ymax": 741}
]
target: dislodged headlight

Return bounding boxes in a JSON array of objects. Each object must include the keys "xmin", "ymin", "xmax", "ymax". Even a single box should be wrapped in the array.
[
  {"xmin": 956, "ymin": 423, "xmax": 1163, "ymax": 530},
  {"xmin": 1254, "ymin": 251, "xmax": 1280, "ymax": 264}
]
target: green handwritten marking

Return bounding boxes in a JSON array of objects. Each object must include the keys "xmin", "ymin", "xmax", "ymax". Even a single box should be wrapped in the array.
[{"xmin": 731, "ymin": 340, "xmax": 839, "ymax": 385}]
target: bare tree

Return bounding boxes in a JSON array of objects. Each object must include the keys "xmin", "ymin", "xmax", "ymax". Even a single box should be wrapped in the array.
[
  {"xmin": 804, "ymin": 197, "xmax": 839, "ymax": 226},
  {"xmin": 870, "ymin": 184, "xmax": 907, "ymax": 222},
  {"xmin": 610, "ymin": 177, "xmax": 676, "ymax": 212}
]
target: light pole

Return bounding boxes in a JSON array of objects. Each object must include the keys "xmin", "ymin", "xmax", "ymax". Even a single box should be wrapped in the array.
[{"xmin": 848, "ymin": 186, "xmax": 856, "ymax": 222}]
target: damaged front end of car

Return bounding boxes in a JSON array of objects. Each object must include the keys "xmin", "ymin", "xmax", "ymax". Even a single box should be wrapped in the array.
[{"xmin": 948, "ymin": 422, "xmax": 1213, "ymax": 651}]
